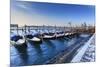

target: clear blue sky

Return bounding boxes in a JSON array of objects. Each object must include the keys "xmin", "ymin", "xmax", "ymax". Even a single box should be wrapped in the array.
[{"xmin": 11, "ymin": 0, "xmax": 95, "ymax": 26}]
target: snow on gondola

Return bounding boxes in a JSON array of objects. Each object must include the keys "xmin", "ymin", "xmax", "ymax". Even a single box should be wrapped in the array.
[
  {"xmin": 43, "ymin": 34, "xmax": 56, "ymax": 40},
  {"xmin": 25, "ymin": 31, "xmax": 42, "ymax": 44},
  {"xmin": 10, "ymin": 30, "xmax": 27, "ymax": 48},
  {"xmin": 10, "ymin": 35, "xmax": 27, "ymax": 48},
  {"xmin": 27, "ymin": 37, "xmax": 42, "ymax": 44},
  {"xmin": 55, "ymin": 33, "xmax": 65, "ymax": 38}
]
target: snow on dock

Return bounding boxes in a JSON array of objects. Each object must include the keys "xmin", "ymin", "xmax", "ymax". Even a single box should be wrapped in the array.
[{"xmin": 71, "ymin": 34, "xmax": 95, "ymax": 62}]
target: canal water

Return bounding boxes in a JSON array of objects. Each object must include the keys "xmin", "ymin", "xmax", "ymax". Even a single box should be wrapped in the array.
[{"xmin": 10, "ymin": 34, "xmax": 90, "ymax": 66}]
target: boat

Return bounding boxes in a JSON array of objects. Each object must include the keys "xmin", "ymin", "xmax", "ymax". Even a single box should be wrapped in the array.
[
  {"xmin": 27, "ymin": 37, "xmax": 42, "ymax": 44},
  {"xmin": 42, "ymin": 32, "xmax": 56, "ymax": 40},
  {"xmin": 43, "ymin": 34, "xmax": 56, "ymax": 40},
  {"xmin": 11, "ymin": 35, "xmax": 23, "ymax": 41},
  {"xmin": 55, "ymin": 33, "xmax": 65, "ymax": 38},
  {"xmin": 10, "ymin": 35, "xmax": 27, "ymax": 48}
]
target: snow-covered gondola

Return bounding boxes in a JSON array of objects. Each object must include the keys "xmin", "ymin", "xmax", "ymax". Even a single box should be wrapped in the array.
[
  {"xmin": 55, "ymin": 33, "xmax": 65, "ymax": 38},
  {"xmin": 64, "ymin": 32, "xmax": 77, "ymax": 39},
  {"xmin": 10, "ymin": 35, "xmax": 27, "ymax": 48},
  {"xmin": 41, "ymin": 32, "xmax": 56, "ymax": 40},
  {"xmin": 27, "ymin": 37, "xmax": 42, "ymax": 44},
  {"xmin": 43, "ymin": 34, "xmax": 56, "ymax": 40},
  {"xmin": 11, "ymin": 35, "xmax": 23, "ymax": 41},
  {"xmin": 25, "ymin": 33, "xmax": 42, "ymax": 44}
]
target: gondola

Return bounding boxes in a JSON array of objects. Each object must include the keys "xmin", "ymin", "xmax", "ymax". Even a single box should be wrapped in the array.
[
  {"xmin": 10, "ymin": 35, "xmax": 27, "ymax": 48},
  {"xmin": 27, "ymin": 37, "xmax": 42, "ymax": 44},
  {"xmin": 42, "ymin": 32, "xmax": 56, "ymax": 40},
  {"xmin": 26, "ymin": 34, "xmax": 42, "ymax": 44}
]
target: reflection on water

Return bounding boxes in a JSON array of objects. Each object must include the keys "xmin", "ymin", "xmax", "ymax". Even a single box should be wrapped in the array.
[
  {"xmin": 16, "ymin": 45, "xmax": 28, "ymax": 65},
  {"xmin": 10, "ymin": 36, "xmax": 79, "ymax": 66}
]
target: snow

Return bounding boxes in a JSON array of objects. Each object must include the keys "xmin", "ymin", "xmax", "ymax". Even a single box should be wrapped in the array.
[
  {"xmin": 64, "ymin": 33, "xmax": 68, "ymax": 35},
  {"xmin": 71, "ymin": 34, "xmax": 95, "ymax": 62},
  {"xmin": 30, "ymin": 37, "xmax": 41, "ymax": 41},
  {"xmin": 43, "ymin": 33, "xmax": 65, "ymax": 38},
  {"xmin": 69, "ymin": 33, "xmax": 73, "ymax": 35},
  {"xmin": 44, "ymin": 35, "xmax": 54, "ymax": 38},
  {"xmin": 80, "ymin": 37, "xmax": 95, "ymax": 62},
  {"xmin": 65, "ymin": 33, "xmax": 73, "ymax": 36},
  {"xmin": 56, "ymin": 33, "xmax": 64, "ymax": 37},
  {"xmin": 10, "ymin": 39, "xmax": 25, "ymax": 45},
  {"xmin": 16, "ymin": 39, "xmax": 25, "ymax": 45}
]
